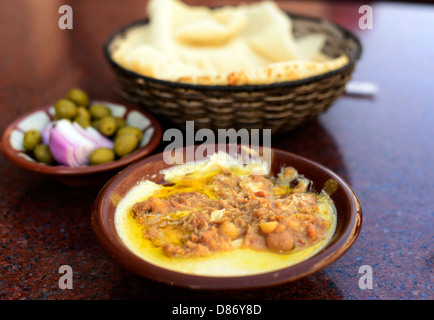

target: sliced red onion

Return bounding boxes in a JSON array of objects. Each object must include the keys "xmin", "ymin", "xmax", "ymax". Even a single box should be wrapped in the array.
[
  {"xmin": 47, "ymin": 119, "xmax": 114, "ymax": 167},
  {"xmin": 41, "ymin": 121, "xmax": 55, "ymax": 145},
  {"xmin": 72, "ymin": 122, "xmax": 113, "ymax": 149}
]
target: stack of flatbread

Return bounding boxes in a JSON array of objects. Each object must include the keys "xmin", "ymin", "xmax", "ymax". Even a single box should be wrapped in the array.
[{"xmin": 112, "ymin": 0, "xmax": 348, "ymax": 85}]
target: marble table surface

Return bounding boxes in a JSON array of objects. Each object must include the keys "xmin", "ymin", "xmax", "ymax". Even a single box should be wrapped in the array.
[{"xmin": 0, "ymin": 0, "xmax": 432, "ymax": 300}]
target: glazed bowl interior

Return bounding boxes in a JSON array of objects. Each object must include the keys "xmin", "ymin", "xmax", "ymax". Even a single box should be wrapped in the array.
[
  {"xmin": 91, "ymin": 144, "xmax": 362, "ymax": 290},
  {"xmin": 0, "ymin": 101, "xmax": 162, "ymax": 186}
]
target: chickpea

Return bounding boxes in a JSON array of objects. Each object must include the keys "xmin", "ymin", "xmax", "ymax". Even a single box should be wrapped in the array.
[
  {"xmin": 306, "ymin": 223, "xmax": 318, "ymax": 241},
  {"xmin": 266, "ymin": 231, "xmax": 294, "ymax": 252},
  {"xmin": 259, "ymin": 221, "xmax": 278, "ymax": 234},
  {"xmin": 219, "ymin": 221, "xmax": 239, "ymax": 239}
]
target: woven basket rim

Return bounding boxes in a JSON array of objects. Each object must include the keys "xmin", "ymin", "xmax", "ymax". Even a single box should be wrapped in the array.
[{"xmin": 103, "ymin": 11, "xmax": 362, "ymax": 92}]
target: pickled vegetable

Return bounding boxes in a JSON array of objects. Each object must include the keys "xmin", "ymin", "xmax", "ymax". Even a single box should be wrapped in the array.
[
  {"xmin": 113, "ymin": 117, "xmax": 126, "ymax": 129},
  {"xmin": 23, "ymin": 88, "xmax": 145, "ymax": 167},
  {"xmin": 89, "ymin": 148, "xmax": 115, "ymax": 165},
  {"xmin": 55, "ymin": 99, "xmax": 78, "ymax": 119},
  {"xmin": 75, "ymin": 116, "xmax": 91, "ymax": 128},
  {"xmin": 114, "ymin": 133, "xmax": 138, "ymax": 156},
  {"xmin": 98, "ymin": 116, "xmax": 117, "ymax": 136},
  {"xmin": 66, "ymin": 88, "xmax": 90, "ymax": 106},
  {"xmin": 116, "ymin": 126, "xmax": 143, "ymax": 142},
  {"xmin": 23, "ymin": 129, "xmax": 42, "ymax": 151},
  {"xmin": 33, "ymin": 144, "xmax": 54, "ymax": 165},
  {"xmin": 77, "ymin": 106, "xmax": 91, "ymax": 120},
  {"xmin": 89, "ymin": 104, "xmax": 111, "ymax": 119}
]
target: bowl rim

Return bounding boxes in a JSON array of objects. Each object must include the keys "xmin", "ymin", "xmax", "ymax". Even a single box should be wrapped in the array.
[
  {"xmin": 0, "ymin": 101, "xmax": 163, "ymax": 176},
  {"xmin": 103, "ymin": 10, "xmax": 363, "ymax": 92},
  {"xmin": 91, "ymin": 145, "xmax": 363, "ymax": 290}
]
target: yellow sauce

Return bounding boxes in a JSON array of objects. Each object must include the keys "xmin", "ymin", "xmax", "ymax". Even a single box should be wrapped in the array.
[{"xmin": 115, "ymin": 153, "xmax": 336, "ymax": 276}]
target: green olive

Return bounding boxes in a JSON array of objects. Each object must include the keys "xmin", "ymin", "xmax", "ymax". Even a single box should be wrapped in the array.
[
  {"xmin": 89, "ymin": 104, "xmax": 111, "ymax": 119},
  {"xmin": 91, "ymin": 119, "xmax": 100, "ymax": 130},
  {"xmin": 113, "ymin": 117, "xmax": 126, "ymax": 129},
  {"xmin": 98, "ymin": 116, "xmax": 117, "ymax": 136},
  {"xmin": 75, "ymin": 116, "xmax": 91, "ymax": 128},
  {"xmin": 23, "ymin": 129, "xmax": 42, "ymax": 151},
  {"xmin": 66, "ymin": 88, "xmax": 90, "ymax": 106},
  {"xmin": 116, "ymin": 126, "xmax": 143, "ymax": 142},
  {"xmin": 89, "ymin": 148, "xmax": 115, "ymax": 165},
  {"xmin": 77, "ymin": 106, "xmax": 91, "ymax": 120},
  {"xmin": 114, "ymin": 133, "xmax": 138, "ymax": 157},
  {"xmin": 33, "ymin": 144, "xmax": 54, "ymax": 165},
  {"xmin": 55, "ymin": 99, "xmax": 78, "ymax": 119}
]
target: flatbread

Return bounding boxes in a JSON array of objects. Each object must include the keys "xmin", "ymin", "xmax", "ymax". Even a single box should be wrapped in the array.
[{"xmin": 112, "ymin": 0, "xmax": 349, "ymax": 85}]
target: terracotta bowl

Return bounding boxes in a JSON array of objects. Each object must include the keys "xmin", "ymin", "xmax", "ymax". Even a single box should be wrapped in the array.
[
  {"xmin": 0, "ymin": 101, "xmax": 162, "ymax": 186},
  {"xmin": 91, "ymin": 144, "xmax": 362, "ymax": 290}
]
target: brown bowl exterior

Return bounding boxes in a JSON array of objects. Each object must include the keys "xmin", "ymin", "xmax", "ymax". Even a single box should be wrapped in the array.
[
  {"xmin": 91, "ymin": 144, "xmax": 362, "ymax": 290},
  {"xmin": 0, "ymin": 102, "xmax": 162, "ymax": 186}
]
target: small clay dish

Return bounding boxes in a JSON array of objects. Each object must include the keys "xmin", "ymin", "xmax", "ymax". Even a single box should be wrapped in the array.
[
  {"xmin": 0, "ymin": 101, "xmax": 162, "ymax": 186},
  {"xmin": 91, "ymin": 144, "xmax": 362, "ymax": 290}
]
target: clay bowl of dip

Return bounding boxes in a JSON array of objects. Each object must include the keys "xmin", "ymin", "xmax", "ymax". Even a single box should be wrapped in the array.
[
  {"xmin": 91, "ymin": 144, "xmax": 362, "ymax": 289},
  {"xmin": 0, "ymin": 101, "xmax": 162, "ymax": 186}
]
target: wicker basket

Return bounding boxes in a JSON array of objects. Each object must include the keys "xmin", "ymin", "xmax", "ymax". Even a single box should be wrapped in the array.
[{"xmin": 104, "ymin": 12, "xmax": 362, "ymax": 135}]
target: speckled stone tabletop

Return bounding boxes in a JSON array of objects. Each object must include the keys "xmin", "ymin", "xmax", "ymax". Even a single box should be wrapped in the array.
[{"xmin": 0, "ymin": 0, "xmax": 432, "ymax": 301}]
